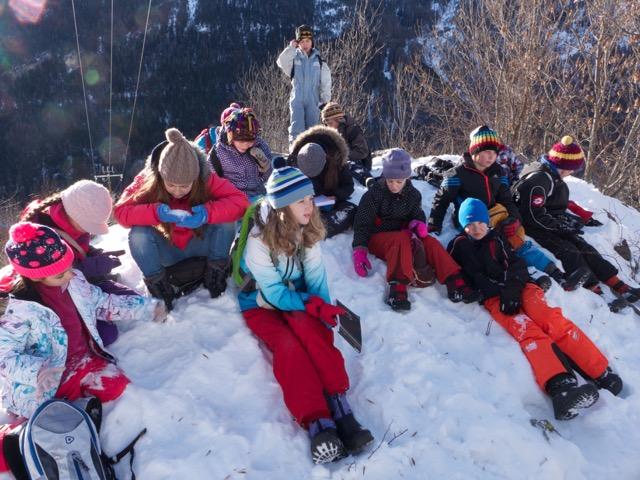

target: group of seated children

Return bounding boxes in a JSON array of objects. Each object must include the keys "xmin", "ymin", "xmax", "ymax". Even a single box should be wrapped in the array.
[{"xmin": 0, "ymin": 113, "xmax": 632, "ymax": 470}]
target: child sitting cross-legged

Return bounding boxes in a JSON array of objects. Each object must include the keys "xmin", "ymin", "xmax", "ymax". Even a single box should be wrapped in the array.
[
  {"xmin": 447, "ymin": 198, "xmax": 623, "ymax": 420},
  {"xmin": 352, "ymin": 148, "xmax": 479, "ymax": 311}
]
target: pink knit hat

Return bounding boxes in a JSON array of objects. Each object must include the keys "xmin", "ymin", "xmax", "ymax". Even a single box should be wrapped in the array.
[
  {"xmin": 5, "ymin": 222, "xmax": 74, "ymax": 279},
  {"xmin": 61, "ymin": 180, "xmax": 112, "ymax": 235}
]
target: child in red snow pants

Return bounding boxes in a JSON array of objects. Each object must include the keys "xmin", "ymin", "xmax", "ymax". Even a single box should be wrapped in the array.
[
  {"xmin": 483, "ymin": 283, "xmax": 609, "ymax": 389},
  {"xmin": 0, "ymin": 356, "xmax": 129, "ymax": 473},
  {"xmin": 243, "ymin": 308, "xmax": 349, "ymax": 427},
  {"xmin": 367, "ymin": 230, "xmax": 460, "ymax": 283}
]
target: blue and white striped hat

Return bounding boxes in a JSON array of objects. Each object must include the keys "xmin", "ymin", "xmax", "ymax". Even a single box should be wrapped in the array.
[{"xmin": 266, "ymin": 157, "xmax": 315, "ymax": 209}]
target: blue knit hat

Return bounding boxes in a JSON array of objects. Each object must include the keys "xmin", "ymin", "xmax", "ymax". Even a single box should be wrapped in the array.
[
  {"xmin": 458, "ymin": 198, "xmax": 490, "ymax": 229},
  {"xmin": 266, "ymin": 157, "xmax": 315, "ymax": 209}
]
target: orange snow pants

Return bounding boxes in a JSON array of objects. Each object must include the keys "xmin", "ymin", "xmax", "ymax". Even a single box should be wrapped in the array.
[{"xmin": 484, "ymin": 283, "xmax": 609, "ymax": 390}]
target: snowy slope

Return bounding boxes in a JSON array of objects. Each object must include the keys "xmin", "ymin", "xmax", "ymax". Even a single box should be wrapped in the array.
[{"xmin": 2, "ymin": 154, "xmax": 640, "ymax": 479}]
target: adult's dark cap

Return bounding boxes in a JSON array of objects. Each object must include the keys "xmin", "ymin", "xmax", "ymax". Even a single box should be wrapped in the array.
[{"xmin": 296, "ymin": 24, "xmax": 313, "ymax": 41}]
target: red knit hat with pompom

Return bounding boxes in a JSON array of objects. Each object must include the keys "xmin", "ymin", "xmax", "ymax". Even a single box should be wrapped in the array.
[
  {"xmin": 4, "ymin": 222, "xmax": 74, "ymax": 279},
  {"xmin": 547, "ymin": 135, "xmax": 585, "ymax": 171}
]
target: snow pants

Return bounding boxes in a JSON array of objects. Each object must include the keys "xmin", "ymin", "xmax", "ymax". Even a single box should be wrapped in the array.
[
  {"xmin": 367, "ymin": 230, "xmax": 461, "ymax": 284},
  {"xmin": 243, "ymin": 308, "xmax": 349, "ymax": 427},
  {"xmin": 526, "ymin": 227, "xmax": 618, "ymax": 283},
  {"xmin": 484, "ymin": 283, "xmax": 609, "ymax": 390},
  {"xmin": 321, "ymin": 201, "xmax": 357, "ymax": 238},
  {"xmin": 0, "ymin": 356, "xmax": 129, "ymax": 473},
  {"xmin": 489, "ymin": 204, "xmax": 553, "ymax": 272},
  {"xmin": 289, "ymin": 100, "xmax": 321, "ymax": 144}
]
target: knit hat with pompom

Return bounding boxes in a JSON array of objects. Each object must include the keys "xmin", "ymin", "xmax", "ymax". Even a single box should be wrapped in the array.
[
  {"xmin": 5, "ymin": 222, "xmax": 74, "ymax": 279},
  {"xmin": 547, "ymin": 135, "xmax": 585, "ymax": 171},
  {"xmin": 158, "ymin": 127, "xmax": 201, "ymax": 185}
]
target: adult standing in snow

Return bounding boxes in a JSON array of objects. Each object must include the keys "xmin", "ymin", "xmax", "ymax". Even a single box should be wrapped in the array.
[
  {"xmin": 289, "ymin": 125, "xmax": 356, "ymax": 237},
  {"xmin": 512, "ymin": 135, "xmax": 640, "ymax": 300},
  {"xmin": 321, "ymin": 102, "xmax": 372, "ymax": 185},
  {"xmin": 114, "ymin": 128, "xmax": 248, "ymax": 310},
  {"xmin": 448, "ymin": 198, "xmax": 623, "ymax": 420},
  {"xmin": 211, "ymin": 103, "xmax": 272, "ymax": 202},
  {"xmin": 16, "ymin": 179, "xmax": 136, "ymax": 347},
  {"xmin": 428, "ymin": 126, "xmax": 586, "ymax": 292},
  {"xmin": 352, "ymin": 148, "xmax": 479, "ymax": 311},
  {"xmin": 277, "ymin": 25, "xmax": 331, "ymax": 145},
  {"xmin": 0, "ymin": 223, "xmax": 167, "ymax": 473},
  {"xmin": 238, "ymin": 159, "xmax": 373, "ymax": 464}
]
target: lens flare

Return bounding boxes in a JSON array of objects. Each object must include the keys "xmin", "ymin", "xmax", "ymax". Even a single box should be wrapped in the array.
[
  {"xmin": 85, "ymin": 68, "xmax": 100, "ymax": 86},
  {"xmin": 9, "ymin": 0, "xmax": 48, "ymax": 24}
]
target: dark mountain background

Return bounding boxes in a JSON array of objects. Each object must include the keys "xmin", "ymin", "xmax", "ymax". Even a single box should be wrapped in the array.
[{"xmin": 0, "ymin": 0, "xmax": 437, "ymax": 198}]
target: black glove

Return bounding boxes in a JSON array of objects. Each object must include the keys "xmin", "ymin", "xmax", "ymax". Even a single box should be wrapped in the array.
[
  {"xmin": 584, "ymin": 217, "xmax": 603, "ymax": 227},
  {"xmin": 555, "ymin": 215, "xmax": 583, "ymax": 235},
  {"xmin": 499, "ymin": 287, "xmax": 522, "ymax": 315}
]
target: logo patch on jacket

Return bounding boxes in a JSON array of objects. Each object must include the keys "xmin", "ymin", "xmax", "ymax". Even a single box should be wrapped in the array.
[{"xmin": 531, "ymin": 195, "xmax": 544, "ymax": 207}]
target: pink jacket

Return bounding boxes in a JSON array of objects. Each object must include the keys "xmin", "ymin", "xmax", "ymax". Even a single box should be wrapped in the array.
[{"xmin": 114, "ymin": 145, "xmax": 248, "ymax": 249}]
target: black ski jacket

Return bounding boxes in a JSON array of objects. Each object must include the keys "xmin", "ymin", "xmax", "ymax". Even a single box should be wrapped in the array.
[
  {"xmin": 447, "ymin": 230, "xmax": 529, "ymax": 301},
  {"xmin": 429, "ymin": 153, "xmax": 519, "ymax": 230},
  {"xmin": 512, "ymin": 158, "xmax": 570, "ymax": 232},
  {"xmin": 352, "ymin": 178, "xmax": 425, "ymax": 248}
]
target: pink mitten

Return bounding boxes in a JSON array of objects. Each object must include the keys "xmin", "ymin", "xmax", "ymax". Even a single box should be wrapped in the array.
[
  {"xmin": 408, "ymin": 219, "xmax": 429, "ymax": 238},
  {"xmin": 352, "ymin": 247, "xmax": 372, "ymax": 277}
]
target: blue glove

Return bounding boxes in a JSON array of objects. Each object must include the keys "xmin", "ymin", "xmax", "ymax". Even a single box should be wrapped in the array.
[
  {"xmin": 157, "ymin": 204, "xmax": 186, "ymax": 223},
  {"xmin": 176, "ymin": 205, "xmax": 208, "ymax": 229}
]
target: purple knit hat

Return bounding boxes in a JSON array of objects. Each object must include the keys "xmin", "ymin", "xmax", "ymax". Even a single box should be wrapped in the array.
[
  {"xmin": 382, "ymin": 148, "xmax": 412, "ymax": 179},
  {"xmin": 5, "ymin": 222, "xmax": 74, "ymax": 279}
]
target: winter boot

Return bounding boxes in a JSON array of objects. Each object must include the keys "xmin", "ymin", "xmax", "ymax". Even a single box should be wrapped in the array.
[
  {"xmin": 327, "ymin": 394, "xmax": 374, "ymax": 454},
  {"xmin": 546, "ymin": 373, "xmax": 599, "ymax": 421},
  {"xmin": 203, "ymin": 259, "xmax": 229, "ymax": 298},
  {"xmin": 547, "ymin": 265, "xmax": 591, "ymax": 292},
  {"xmin": 606, "ymin": 276, "xmax": 640, "ymax": 303},
  {"xmin": 387, "ymin": 281, "xmax": 411, "ymax": 311},
  {"xmin": 144, "ymin": 271, "xmax": 176, "ymax": 311},
  {"xmin": 308, "ymin": 418, "xmax": 347, "ymax": 464},
  {"xmin": 594, "ymin": 367, "xmax": 623, "ymax": 396},
  {"xmin": 534, "ymin": 275, "xmax": 552, "ymax": 292},
  {"xmin": 445, "ymin": 273, "xmax": 481, "ymax": 304}
]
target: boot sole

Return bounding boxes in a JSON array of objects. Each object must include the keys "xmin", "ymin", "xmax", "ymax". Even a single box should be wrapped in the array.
[
  {"xmin": 312, "ymin": 441, "xmax": 348, "ymax": 464},
  {"xmin": 555, "ymin": 388, "xmax": 599, "ymax": 420}
]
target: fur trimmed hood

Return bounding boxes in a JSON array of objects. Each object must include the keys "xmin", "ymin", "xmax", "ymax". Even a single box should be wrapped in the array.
[{"xmin": 289, "ymin": 125, "xmax": 349, "ymax": 168}]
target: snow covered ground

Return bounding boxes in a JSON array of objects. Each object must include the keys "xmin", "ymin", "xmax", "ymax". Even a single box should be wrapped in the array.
[{"xmin": 3, "ymin": 153, "xmax": 640, "ymax": 479}]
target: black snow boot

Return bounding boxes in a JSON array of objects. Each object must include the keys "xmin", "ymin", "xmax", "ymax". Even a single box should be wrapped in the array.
[
  {"xmin": 144, "ymin": 271, "xmax": 176, "ymax": 311},
  {"xmin": 547, "ymin": 265, "xmax": 591, "ymax": 292},
  {"xmin": 308, "ymin": 419, "xmax": 347, "ymax": 464},
  {"xmin": 534, "ymin": 275, "xmax": 552, "ymax": 292},
  {"xmin": 203, "ymin": 259, "xmax": 229, "ymax": 298},
  {"xmin": 546, "ymin": 373, "xmax": 599, "ymax": 421},
  {"xmin": 387, "ymin": 281, "xmax": 411, "ymax": 311},
  {"xmin": 327, "ymin": 394, "xmax": 374, "ymax": 454},
  {"xmin": 594, "ymin": 367, "xmax": 623, "ymax": 396}
]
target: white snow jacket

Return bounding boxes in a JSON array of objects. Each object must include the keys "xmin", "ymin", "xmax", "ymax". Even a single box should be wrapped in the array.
[
  {"xmin": 277, "ymin": 45, "xmax": 331, "ymax": 106},
  {"xmin": 0, "ymin": 270, "xmax": 158, "ymax": 417}
]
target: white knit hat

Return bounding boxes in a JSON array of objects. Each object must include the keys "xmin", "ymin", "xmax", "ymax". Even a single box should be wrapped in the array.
[{"xmin": 60, "ymin": 180, "xmax": 112, "ymax": 234}]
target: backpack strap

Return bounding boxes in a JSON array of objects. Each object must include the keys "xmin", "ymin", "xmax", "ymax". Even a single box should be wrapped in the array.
[
  {"xmin": 208, "ymin": 148, "xmax": 224, "ymax": 178},
  {"xmin": 107, "ymin": 428, "xmax": 147, "ymax": 480}
]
